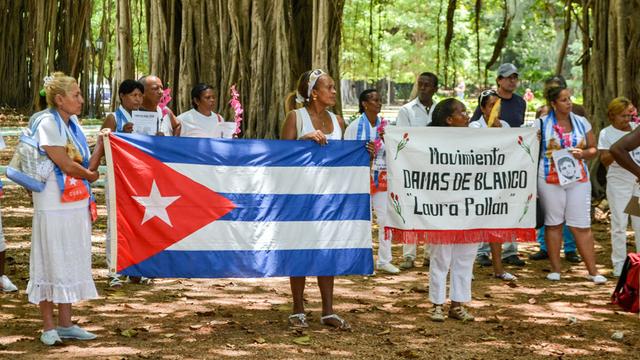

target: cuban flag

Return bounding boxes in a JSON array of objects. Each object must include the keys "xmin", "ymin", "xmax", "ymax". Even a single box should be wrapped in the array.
[{"xmin": 104, "ymin": 133, "xmax": 373, "ymax": 278}]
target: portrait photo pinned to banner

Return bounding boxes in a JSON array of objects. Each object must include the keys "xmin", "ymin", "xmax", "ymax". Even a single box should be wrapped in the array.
[{"xmin": 551, "ymin": 149, "xmax": 584, "ymax": 186}]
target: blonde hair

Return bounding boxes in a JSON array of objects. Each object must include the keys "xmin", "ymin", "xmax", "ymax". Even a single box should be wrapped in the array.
[
  {"xmin": 607, "ymin": 97, "xmax": 632, "ymax": 119},
  {"xmin": 44, "ymin": 72, "xmax": 78, "ymax": 108}
]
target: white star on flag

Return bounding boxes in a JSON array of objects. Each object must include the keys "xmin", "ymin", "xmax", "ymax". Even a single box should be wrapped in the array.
[
  {"xmin": 69, "ymin": 178, "xmax": 77, "ymax": 185},
  {"xmin": 132, "ymin": 180, "xmax": 181, "ymax": 226}
]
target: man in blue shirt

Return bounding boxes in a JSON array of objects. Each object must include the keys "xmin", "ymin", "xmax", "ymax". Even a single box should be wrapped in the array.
[{"xmin": 472, "ymin": 63, "xmax": 527, "ymax": 267}]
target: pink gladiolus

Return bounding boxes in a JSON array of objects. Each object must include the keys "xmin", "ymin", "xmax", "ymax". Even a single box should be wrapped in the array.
[
  {"xmin": 159, "ymin": 88, "xmax": 172, "ymax": 116},
  {"xmin": 373, "ymin": 118, "xmax": 388, "ymax": 154},
  {"xmin": 229, "ymin": 85, "xmax": 244, "ymax": 135}
]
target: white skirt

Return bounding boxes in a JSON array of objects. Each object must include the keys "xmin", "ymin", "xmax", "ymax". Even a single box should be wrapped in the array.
[{"xmin": 26, "ymin": 207, "xmax": 98, "ymax": 304}]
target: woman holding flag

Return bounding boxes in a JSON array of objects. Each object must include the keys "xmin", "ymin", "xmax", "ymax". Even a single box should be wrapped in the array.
[
  {"xmin": 281, "ymin": 69, "xmax": 350, "ymax": 330},
  {"xmin": 27, "ymin": 72, "xmax": 103, "ymax": 345},
  {"xmin": 344, "ymin": 89, "xmax": 400, "ymax": 274}
]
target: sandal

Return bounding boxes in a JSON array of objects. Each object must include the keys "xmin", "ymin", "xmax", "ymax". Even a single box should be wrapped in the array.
[
  {"xmin": 320, "ymin": 314, "xmax": 351, "ymax": 330},
  {"xmin": 494, "ymin": 272, "xmax": 516, "ymax": 281},
  {"xmin": 448, "ymin": 306, "xmax": 475, "ymax": 322},
  {"xmin": 288, "ymin": 313, "xmax": 309, "ymax": 328},
  {"xmin": 430, "ymin": 305, "xmax": 445, "ymax": 322}
]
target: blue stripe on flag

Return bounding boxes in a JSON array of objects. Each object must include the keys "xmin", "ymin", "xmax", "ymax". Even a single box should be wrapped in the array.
[
  {"xmin": 219, "ymin": 193, "xmax": 371, "ymax": 222},
  {"xmin": 113, "ymin": 133, "xmax": 369, "ymax": 167},
  {"xmin": 119, "ymin": 248, "xmax": 374, "ymax": 278}
]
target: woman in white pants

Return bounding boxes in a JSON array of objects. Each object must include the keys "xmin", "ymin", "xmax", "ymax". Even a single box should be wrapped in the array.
[
  {"xmin": 344, "ymin": 89, "xmax": 399, "ymax": 274},
  {"xmin": 427, "ymin": 98, "xmax": 476, "ymax": 322},
  {"xmin": 536, "ymin": 85, "xmax": 606, "ymax": 284},
  {"xmin": 598, "ymin": 97, "xmax": 640, "ymax": 276}
]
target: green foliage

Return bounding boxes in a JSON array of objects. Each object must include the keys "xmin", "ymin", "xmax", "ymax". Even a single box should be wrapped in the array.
[{"xmin": 341, "ymin": 0, "xmax": 584, "ymax": 96}]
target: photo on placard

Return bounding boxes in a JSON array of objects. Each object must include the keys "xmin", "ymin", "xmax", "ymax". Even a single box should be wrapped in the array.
[{"xmin": 552, "ymin": 148, "xmax": 581, "ymax": 186}]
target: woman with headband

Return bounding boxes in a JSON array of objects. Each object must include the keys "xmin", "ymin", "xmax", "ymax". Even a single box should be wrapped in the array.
[
  {"xmin": 28, "ymin": 72, "xmax": 102, "ymax": 345},
  {"xmin": 281, "ymin": 69, "xmax": 349, "ymax": 330}
]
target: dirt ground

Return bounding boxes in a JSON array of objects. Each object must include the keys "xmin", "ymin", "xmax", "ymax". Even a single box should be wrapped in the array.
[{"xmin": 0, "ymin": 115, "xmax": 638, "ymax": 359}]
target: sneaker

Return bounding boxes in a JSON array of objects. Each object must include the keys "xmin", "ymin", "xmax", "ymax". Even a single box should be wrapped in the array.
[
  {"xmin": 377, "ymin": 263, "xmax": 400, "ymax": 274},
  {"xmin": 564, "ymin": 252, "xmax": 581, "ymax": 263},
  {"xmin": 588, "ymin": 274, "xmax": 607, "ymax": 284},
  {"xmin": 528, "ymin": 250, "xmax": 548, "ymax": 260},
  {"xmin": 430, "ymin": 305, "xmax": 445, "ymax": 322},
  {"xmin": 503, "ymin": 255, "xmax": 525, "ymax": 266},
  {"xmin": 494, "ymin": 272, "xmax": 517, "ymax": 281},
  {"xmin": 399, "ymin": 258, "xmax": 415, "ymax": 270},
  {"xmin": 449, "ymin": 306, "xmax": 475, "ymax": 322},
  {"xmin": 1, "ymin": 275, "xmax": 18, "ymax": 292},
  {"xmin": 476, "ymin": 254, "xmax": 493, "ymax": 267},
  {"xmin": 546, "ymin": 272, "xmax": 561, "ymax": 281},
  {"xmin": 56, "ymin": 325, "xmax": 97, "ymax": 340},
  {"xmin": 40, "ymin": 329, "xmax": 62, "ymax": 346}
]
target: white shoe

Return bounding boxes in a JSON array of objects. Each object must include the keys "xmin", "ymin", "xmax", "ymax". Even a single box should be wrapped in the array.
[
  {"xmin": 1, "ymin": 275, "xmax": 18, "ymax": 292},
  {"xmin": 399, "ymin": 258, "xmax": 415, "ymax": 270},
  {"xmin": 377, "ymin": 263, "xmax": 401, "ymax": 274},
  {"xmin": 546, "ymin": 272, "xmax": 561, "ymax": 281},
  {"xmin": 495, "ymin": 272, "xmax": 517, "ymax": 281},
  {"xmin": 588, "ymin": 274, "xmax": 607, "ymax": 284},
  {"xmin": 40, "ymin": 330, "xmax": 62, "ymax": 346}
]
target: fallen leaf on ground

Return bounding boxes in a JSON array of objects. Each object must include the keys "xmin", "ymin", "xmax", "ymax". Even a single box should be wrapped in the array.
[
  {"xmin": 189, "ymin": 324, "xmax": 203, "ymax": 330},
  {"xmin": 293, "ymin": 335, "xmax": 311, "ymax": 345},
  {"xmin": 528, "ymin": 298, "xmax": 537, "ymax": 304},
  {"xmin": 163, "ymin": 333, "xmax": 175, "ymax": 338},
  {"xmin": 120, "ymin": 328, "xmax": 138, "ymax": 338},
  {"xmin": 376, "ymin": 329, "xmax": 391, "ymax": 335},
  {"xmin": 254, "ymin": 337, "xmax": 266, "ymax": 344},
  {"xmin": 480, "ymin": 336, "xmax": 497, "ymax": 341}
]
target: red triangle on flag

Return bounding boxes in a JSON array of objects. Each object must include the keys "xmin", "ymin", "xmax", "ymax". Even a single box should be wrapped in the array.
[{"xmin": 108, "ymin": 135, "xmax": 236, "ymax": 271}]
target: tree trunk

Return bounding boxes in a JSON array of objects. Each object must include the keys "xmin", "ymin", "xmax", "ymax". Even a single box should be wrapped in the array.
[
  {"xmin": 484, "ymin": 0, "xmax": 515, "ymax": 86},
  {"xmin": 555, "ymin": 0, "xmax": 572, "ymax": 76},
  {"xmin": 116, "ymin": 0, "xmax": 135, "ymax": 83},
  {"xmin": 443, "ymin": 0, "xmax": 457, "ymax": 87}
]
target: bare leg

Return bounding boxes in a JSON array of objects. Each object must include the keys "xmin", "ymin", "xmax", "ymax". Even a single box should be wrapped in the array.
[
  {"xmin": 569, "ymin": 227, "xmax": 598, "ymax": 275},
  {"xmin": 39, "ymin": 301, "xmax": 56, "ymax": 331},
  {"xmin": 545, "ymin": 224, "xmax": 563, "ymax": 273},
  {"xmin": 58, "ymin": 304, "xmax": 73, "ymax": 328},
  {"xmin": 289, "ymin": 276, "xmax": 306, "ymax": 314},
  {"xmin": 317, "ymin": 276, "xmax": 334, "ymax": 316},
  {"xmin": 489, "ymin": 243, "xmax": 504, "ymax": 275}
]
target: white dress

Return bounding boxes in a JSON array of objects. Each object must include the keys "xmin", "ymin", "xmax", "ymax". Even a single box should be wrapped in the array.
[{"xmin": 26, "ymin": 113, "xmax": 98, "ymax": 304}]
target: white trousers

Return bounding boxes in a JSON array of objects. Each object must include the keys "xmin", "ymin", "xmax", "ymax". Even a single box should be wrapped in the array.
[
  {"xmin": 429, "ymin": 243, "xmax": 478, "ymax": 304},
  {"xmin": 372, "ymin": 191, "xmax": 392, "ymax": 266},
  {"xmin": 607, "ymin": 176, "xmax": 640, "ymax": 268}
]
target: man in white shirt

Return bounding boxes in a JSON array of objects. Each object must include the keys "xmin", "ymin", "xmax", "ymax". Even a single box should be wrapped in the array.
[
  {"xmin": 396, "ymin": 72, "xmax": 438, "ymax": 269},
  {"xmin": 396, "ymin": 72, "xmax": 438, "ymax": 127}
]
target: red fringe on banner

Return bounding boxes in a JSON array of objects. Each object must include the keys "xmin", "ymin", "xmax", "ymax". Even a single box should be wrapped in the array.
[{"xmin": 384, "ymin": 227, "xmax": 536, "ymax": 245}]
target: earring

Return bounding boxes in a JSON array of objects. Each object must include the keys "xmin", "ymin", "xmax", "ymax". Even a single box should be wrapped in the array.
[{"xmin": 313, "ymin": 96, "xmax": 317, "ymax": 101}]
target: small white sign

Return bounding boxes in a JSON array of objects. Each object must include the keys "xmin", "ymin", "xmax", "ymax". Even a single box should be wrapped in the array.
[
  {"xmin": 131, "ymin": 110, "xmax": 159, "ymax": 135},
  {"xmin": 219, "ymin": 122, "xmax": 237, "ymax": 139}
]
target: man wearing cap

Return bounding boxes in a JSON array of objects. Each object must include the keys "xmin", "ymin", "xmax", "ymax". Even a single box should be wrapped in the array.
[
  {"xmin": 470, "ymin": 63, "xmax": 526, "ymax": 127},
  {"xmin": 471, "ymin": 63, "xmax": 527, "ymax": 267},
  {"xmin": 396, "ymin": 72, "xmax": 439, "ymax": 270}
]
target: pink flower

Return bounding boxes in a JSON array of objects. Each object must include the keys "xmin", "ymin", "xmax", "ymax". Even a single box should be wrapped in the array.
[{"xmin": 403, "ymin": 133, "xmax": 409, "ymax": 139}]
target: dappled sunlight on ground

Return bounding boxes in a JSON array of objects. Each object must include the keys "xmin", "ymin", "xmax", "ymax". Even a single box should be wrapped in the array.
[{"xmin": 0, "ymin": 184, "xmax": 639, "ymax": 359}]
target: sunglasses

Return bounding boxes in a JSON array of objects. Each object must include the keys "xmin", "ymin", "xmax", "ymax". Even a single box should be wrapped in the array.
[{"xmin": 478, "ymin": 89, "xmax": 498, "ymax": 104}]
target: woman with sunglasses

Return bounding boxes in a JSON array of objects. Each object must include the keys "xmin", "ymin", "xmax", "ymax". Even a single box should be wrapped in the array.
[
  {"xmin": 281, "ymin": 69, "xmax": 350, "ymax": 330},
  {"xmin": 428, "ymin": 98, "xmax": 476, "ymax": 322},
  {"xmin": 469, "ymin": 90, "xmax": 516, "ymax": 282},
  {"xmin": 598, "ymin": 97, "xmax": 640, "ymax": 276}
]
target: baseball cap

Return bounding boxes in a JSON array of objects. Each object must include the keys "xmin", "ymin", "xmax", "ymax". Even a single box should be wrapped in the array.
[{"xmin": 497, "ymin": 63, "xmax": 519, "ymax": 78}]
